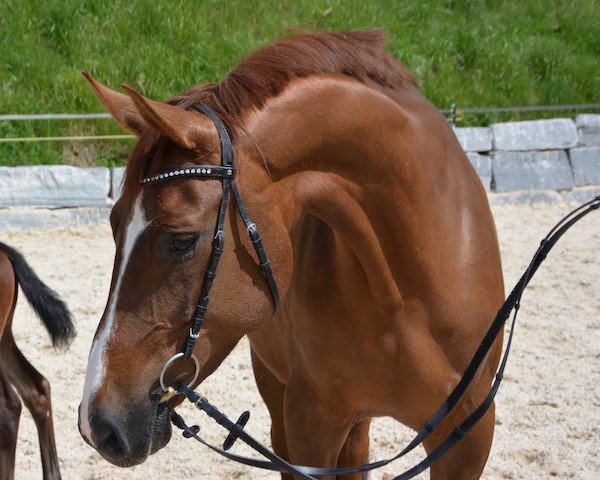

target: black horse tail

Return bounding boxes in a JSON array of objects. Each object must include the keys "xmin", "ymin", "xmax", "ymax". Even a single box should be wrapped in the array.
[{"xmin": 0, "ymin": 242, "xmax": 75, "ymax": 348}]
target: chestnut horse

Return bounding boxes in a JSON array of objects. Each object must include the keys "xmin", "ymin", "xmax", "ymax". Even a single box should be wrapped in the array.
[
  {"xmin": 79, "ymin": 30, "xmax": 504, "ymax": 478},
  {"xmin": 0, "ymin": 242, "xmax": 74, "ymax": 480}
]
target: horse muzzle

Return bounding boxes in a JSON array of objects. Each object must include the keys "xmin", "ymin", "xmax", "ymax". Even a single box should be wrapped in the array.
[{"xmin": 78, "ymin": 399, "xmax": 172, "ymax": 467}]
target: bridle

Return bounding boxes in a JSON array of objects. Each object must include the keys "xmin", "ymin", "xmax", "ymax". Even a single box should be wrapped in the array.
[
  {"xmin": 140, "ymin": 104, "xmax": 600, "ymax": 479},
  {"xmin": 141, "ymin": 103, "xmax": 280, "ymax": 401}
]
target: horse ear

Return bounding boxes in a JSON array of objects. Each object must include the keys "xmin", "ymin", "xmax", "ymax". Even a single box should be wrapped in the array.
[
  {"xmin": 82, "ymin": 71, "xmax": 147, "ymax": 136},
  {"xmin": 121, "ymin": 83, "xmax": 216, "ymax": 150}
]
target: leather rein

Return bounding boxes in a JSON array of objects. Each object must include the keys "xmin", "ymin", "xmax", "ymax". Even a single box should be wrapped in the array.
[{"xmin": 142, "ymin": 103, "xmax": 600, "ymax": 479}]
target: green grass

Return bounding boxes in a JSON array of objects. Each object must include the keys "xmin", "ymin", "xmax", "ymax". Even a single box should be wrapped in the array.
[{"xmin": 1, "ymin": 0, "xmax": 598, "ymax": 165}]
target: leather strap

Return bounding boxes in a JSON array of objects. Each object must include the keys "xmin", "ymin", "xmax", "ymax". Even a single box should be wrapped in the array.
[
  {"xmin": 232, "ymin": 182, "xmax": 281, "ymax": 310},
  {"xmin": 141, "ymin": 165, "xmax": 234, "ymax": 184}
]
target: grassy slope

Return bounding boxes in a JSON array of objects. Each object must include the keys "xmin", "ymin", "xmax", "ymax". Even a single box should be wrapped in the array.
[{"xmin": 1, "ymin": 0, "xmax": 598, "ymax": 165}]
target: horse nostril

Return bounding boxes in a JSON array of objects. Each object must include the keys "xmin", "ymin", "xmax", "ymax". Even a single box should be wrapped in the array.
[
  {"xmin": 92, "ymin": 412, "xmax": 129, "ymax": 461},
  {"xmin": 101, "ymin": 429, "xmax": 127, "ymax": 458}
]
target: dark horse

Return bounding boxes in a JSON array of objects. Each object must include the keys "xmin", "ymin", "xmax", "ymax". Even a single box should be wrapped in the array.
[
  {"xmin": 0, "ymin": 242, "xmax": 74, "ymax": 480},
  {"xmin": 79, "ymin": 30, "xmax": 504, "ymax": 479}
]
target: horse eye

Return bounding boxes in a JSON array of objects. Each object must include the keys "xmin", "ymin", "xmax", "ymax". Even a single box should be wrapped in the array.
[{"xmin": 171, "ymin": 236, "xmax": 196, "ymax": 253}]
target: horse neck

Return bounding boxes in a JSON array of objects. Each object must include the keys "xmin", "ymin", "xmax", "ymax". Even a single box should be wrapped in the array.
[{"xmin": 239, "ymin": 76, "xmax": 446, "ymax": 304}]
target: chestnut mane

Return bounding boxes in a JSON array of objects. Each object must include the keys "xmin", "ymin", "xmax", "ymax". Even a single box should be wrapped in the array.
[{"xmin": 124, "ymin": 29, "xmax": 416, "ymax": 196}]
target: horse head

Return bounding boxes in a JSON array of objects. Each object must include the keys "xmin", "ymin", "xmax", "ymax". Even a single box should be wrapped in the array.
[{"xmin": 78, "ymin": 73, "xmax": 286, "ymax": 466}]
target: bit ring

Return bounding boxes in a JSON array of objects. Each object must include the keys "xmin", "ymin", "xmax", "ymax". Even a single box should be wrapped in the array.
[{"xmin": 159, "ymin": 352, "xmax": 200, "ymax": 394}]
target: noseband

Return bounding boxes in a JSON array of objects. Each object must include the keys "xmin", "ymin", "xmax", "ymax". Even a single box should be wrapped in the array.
[{"xmin": 140, "ymin": 103, "xmax": 280, "ymax": 399}]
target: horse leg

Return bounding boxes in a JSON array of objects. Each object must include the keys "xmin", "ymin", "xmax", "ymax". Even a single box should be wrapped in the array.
[
  {"xmin": 0, "ymin": 371, "xmax": 21, "ymax": 480},
  {"xmin": 250, "ymin": 347, "xmax": 293, "ymax": 480},
  {"xmin": 424, "ymin": 397, "xmax": 496, "ymax": 480},
  {"xmin": 1, "ymin": 336, "xmax": 61, "ymax": 480},
  {"xmin": 283, "ymin": 374, "xmax": 356, "ymax": 480},
  {"xmin": 251, "ymin": 347, "xmax": 370, "ymax": 480},
  {"xmin": 336, "ymin": 418, "xmax": 371, "ymax": 480}
]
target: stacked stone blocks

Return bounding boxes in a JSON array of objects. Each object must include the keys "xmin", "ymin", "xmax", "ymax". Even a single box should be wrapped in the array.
[{"xmin": 455, "ymin": 114, "xmax": 600, "ymax": 192}]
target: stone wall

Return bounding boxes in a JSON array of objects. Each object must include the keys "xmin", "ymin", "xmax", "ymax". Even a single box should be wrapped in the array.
[
  {"xmin": 1, "ymin": 115, "xmax": 599, "ymax": 228},
  {"xmin": 0, "ymin": 165, "xmax": 111, "ymax": 207},
  {"xmin": 455, "ymin": 114, "xmax": 600, "ymax": 192}
]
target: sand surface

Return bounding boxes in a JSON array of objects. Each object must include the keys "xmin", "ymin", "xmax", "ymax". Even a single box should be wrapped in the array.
[{"xmin": 3, "ymin": 200, "xmax": 599, "ymax": 479}]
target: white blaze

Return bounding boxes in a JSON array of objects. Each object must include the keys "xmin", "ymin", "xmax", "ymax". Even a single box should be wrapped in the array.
[{"xmin": 79, "ymin": 195, "xmax": 149, "ymax": 443}]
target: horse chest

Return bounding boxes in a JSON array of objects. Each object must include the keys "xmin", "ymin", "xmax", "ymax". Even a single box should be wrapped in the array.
[{"xmin": 251, "ymin": 298, "xmax": 409, "ymax": 404}]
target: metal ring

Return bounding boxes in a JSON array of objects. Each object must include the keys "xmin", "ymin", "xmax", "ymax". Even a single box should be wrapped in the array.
[{"xmin": 159, "ymin": 352, "xmax": 200, "ymax": 393}]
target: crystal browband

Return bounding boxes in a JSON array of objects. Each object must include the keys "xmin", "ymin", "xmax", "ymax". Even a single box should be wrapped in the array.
[{"xmin": 141, "ymin": 165, "xmax": 235, "ymax": 184}]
